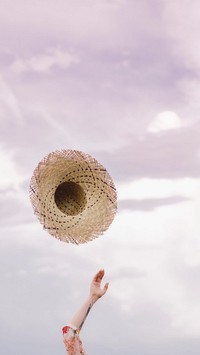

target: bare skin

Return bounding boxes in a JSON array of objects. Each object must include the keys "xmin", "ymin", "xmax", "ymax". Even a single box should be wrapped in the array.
[{"xmin": 69, "ymin": 269, "xmax": 109, "ymax": 330}]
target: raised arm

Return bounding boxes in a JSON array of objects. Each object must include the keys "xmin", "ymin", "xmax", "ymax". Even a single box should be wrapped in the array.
[{"xmin": 69, "ymin": 269, "xmax": 109, "ymax": 330}]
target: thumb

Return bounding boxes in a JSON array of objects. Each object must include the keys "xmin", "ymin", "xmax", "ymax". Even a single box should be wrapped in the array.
[{"xmin": 103, "ymin": 282, "xmax": 109, "ymax": 294}]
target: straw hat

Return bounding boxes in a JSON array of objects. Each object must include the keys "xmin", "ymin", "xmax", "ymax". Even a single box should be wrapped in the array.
[{"xmin": 29, "ymin": 149, "xmax": 117, "ymax": 244}]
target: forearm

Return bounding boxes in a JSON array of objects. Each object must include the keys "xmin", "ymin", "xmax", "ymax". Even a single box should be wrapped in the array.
[{"xmin": 69, "ymin": 295, "xmax": 98, "ymax": 330}]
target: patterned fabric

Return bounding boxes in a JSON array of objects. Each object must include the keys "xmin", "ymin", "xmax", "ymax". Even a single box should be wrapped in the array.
[{"xmin": 63, "ymin": 325, "xmax": 86, "ymax": 355}]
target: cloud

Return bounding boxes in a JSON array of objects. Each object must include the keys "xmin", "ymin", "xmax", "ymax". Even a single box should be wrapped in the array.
[
  {"xmin": 102, "ymin": 122, "xmax": 200, "ymax": 180},
  {"xmin": 108, "ymin": 205, "xmax": 200, "ymax": 339},
  {"xmin": 118, "ymin": 177, "xmax": 200, "ymax": 200},
  {"xmin": 148, "ymin": 111, "xmax": 182, "ymax": 133},
  {"xmin": 118, "ymin": 196, "xmax": 190, "ymax": 212},
  {"xmin": 1, "ymin": 1, "xmax": 200, "ymax": 354},
  {"xmin": 162, "ymin": 0, "xmax": 200, "ymax": 125},
  {"xmin": 0, "ymin": 0, "xmax": 160, "ymax": 52},
  {"xmin": 163, "ymin": 0, "xmax": 200, "ymax": 72},
  {"xmin": 0, "ymin": 147, "xmax": 25, "ymax": 188},
  {"xmin": 11, "ymin": 49, "xmax": 80, "ymax": 74},
  {"xmin": 0, "ymin": 76, "xmax": 23, "ymax": 123},
  {"xmin": 0, "ymin": 147, "xmax": 31, "ymax": 227}
]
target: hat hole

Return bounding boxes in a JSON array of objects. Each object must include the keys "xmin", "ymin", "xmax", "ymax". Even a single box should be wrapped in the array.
[{"xmin": 55, "ymin": 181, "xmax": 87, "ymax": 216}]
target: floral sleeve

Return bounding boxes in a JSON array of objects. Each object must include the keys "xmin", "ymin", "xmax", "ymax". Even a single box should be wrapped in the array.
[{"xmin": 62, "ymin": 325, "xmax": 86, "ymax": 355}]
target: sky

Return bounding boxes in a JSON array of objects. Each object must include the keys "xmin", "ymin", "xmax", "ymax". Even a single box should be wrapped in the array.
[{"xmin": 1, "ymin": 0, "xmax": 200, "ymax": 354}]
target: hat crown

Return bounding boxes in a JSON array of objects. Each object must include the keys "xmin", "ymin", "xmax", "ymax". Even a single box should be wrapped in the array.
[{"xmin": 55, "ymin": 181, "xmax": 87, "ymax": 216}]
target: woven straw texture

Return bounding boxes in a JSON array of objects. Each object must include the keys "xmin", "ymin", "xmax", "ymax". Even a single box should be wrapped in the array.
[{"xmin": 29, "ymin": 150, "xmax": 117, "ymax": 244}]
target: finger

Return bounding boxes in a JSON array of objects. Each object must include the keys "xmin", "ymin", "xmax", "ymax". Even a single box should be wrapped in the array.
[
  {"xmin": 93, "ymin": 269, "xmax": 104, "ymax": 282},
  {"xmin": 103, "ymin": 282, "xmax": 109, "ymax": 294},
  {"xmin": 93, "ymin": 271, "xmax": 100, "ymax": 281}
]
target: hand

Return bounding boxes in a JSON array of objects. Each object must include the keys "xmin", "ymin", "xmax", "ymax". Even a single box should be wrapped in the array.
[{"xmin": 89, "ymin": 269, "xmax": 109, "ymax": 302}]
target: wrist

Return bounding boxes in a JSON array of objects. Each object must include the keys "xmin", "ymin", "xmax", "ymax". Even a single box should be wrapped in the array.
[{"xmin": 88, "ymin": 294, "xmax": 99, "ymax": 305}]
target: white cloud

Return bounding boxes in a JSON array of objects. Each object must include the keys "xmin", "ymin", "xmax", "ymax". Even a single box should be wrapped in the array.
[
  {"xmin": 118, "ymin": 177, "xmax": 200, "ymax": 201},
  {"xmin": 148, "ymin": 111, "xmax": 182, "ymax": 133},
  {"xmin": 11, "ymin": 49, "xmax": 80, "ymax": 74},
  {"xmin": 109, "ymin": 193, "xmax": 200, "ymax": 336},
  {"xmin": 0, "ymin": 147, "xmax": 25, "ymax": 188}
]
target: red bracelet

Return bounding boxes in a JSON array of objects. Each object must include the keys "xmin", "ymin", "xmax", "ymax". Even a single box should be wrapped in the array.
[
  {"xmin": 62, "ymin": 326, "xmax": 70, "ymax": 334},
  {"xmin": 62, "ymin": 326, "xmax": 80, "ymax": 335}
]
